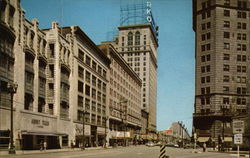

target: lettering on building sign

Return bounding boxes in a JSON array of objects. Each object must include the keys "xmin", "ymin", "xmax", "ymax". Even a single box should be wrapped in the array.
[
  {"xmin": 31, "ymin": 119, "xmax": 49, "ymax": 127},
  {"xmin": 146, "ymin": 1, "xmax": 152, "ymax": 23},
  {"xmin": 31, "ymin": 119, "xmax": 40, "ymax": 124},
  {"xmin": 42, "ymin": 121, "xmax": 49, "ymax": 126}
]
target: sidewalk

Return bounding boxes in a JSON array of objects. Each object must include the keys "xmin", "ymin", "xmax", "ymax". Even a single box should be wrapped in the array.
[
  {"xmin": 207, "ymin": 148, "xmax": 250, "ymax": 157},
  {"xmin": 0, "ymin": 147, "xmax": 106, "ymax": 157}
]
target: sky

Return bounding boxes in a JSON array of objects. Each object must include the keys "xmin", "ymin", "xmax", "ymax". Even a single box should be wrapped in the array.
[{"xmin": 21, "ymin": 0, "xmax": 195, "ymax": 133}]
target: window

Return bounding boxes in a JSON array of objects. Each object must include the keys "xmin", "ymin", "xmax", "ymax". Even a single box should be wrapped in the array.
[
  {"xmin": 78, "ymin": 81, "xmax": 84, "ymax": 93},
  {"xmin": 236, "ymin": 76, "xmax": 241, "ymax": 83},
  {"xmin": 85, "ymin": 85, "xmax": 90, "ymax": 96},
  {"xmin": 201, "ymin": 98, "xmax": 205, "ymax": 105},
  {"xmin": 78, "ymin": 49, "xmax": 84, "ymax": 62},
  {"xmin": 223, "ymin": 54, "xmax": 230, "ymax": 60},
  {"xmin": 0, "ymin": 1, "xmax": 6, "ymax": 22},
  {"xmin": 86, "ymin": 55, "xmax": 91, "ymax": 66},
  {"xmin": 223, "ymin": 65, "xmax": 229, "ymax": 71},
  {"xmin": 201, "ymin": 88, "xmax": 205, "ymax": 94},
  {"xmin": 237, "ymin": 33, "xmax": 241, "ymax": 40},
  {"xmin": 223, "ymin": 98, "xmax": 229, "ymax": 104},
  {"xmin": 224, "ymin": 0, "xmax": 230, "ymax": 6},
  {"xmin": 85, "ymin": 71, "xmax": 91, "ymax": 83},
  {"xmin": 241, "ymin": 77, "xmax": 246, "ymax": 83},
  {"xmin": 237, "ymin": 55, "xmax": 241, "ymax": 61},
  {"xmin": 206, "ymin": 54, "xmax": 210, "ymax": 61},
  {"xmin": 206, "ymin": 44, "xmax": 210, "ymax": 50},
  {"xmin": 201, "ymin": 45, "xmax": 206, "ymax": 51},
  {"xmin": 224, "ymin": 21, "xmax": 230, "ymax": 28},
  {"xmin": 135, "ymin": 31, "xmax": 140, "ymax": 45},
  {"xmin": 78, "ymin": 96, "xmax": 83, "ymax": 107},
  {"xmin": 201, "ymin": 56, "xmax": 206, "ymax": 62},
  {"xmin": 206, "ymin": 65, "xmax": 210, "ymax": 72},
  {"xmin": 9, "ymin": 5, "xmax": 15, "ymax": 27},
  {"xmin": 202, "ymin": 24, "xmax": 206, "ymax": 30},
  {"xmin": 242, "ymin": 34, "xmax": 246, "ymax": 40},
  {"xmin": 207, "ymin": 33, "xmax": 211, "ymax": 40},
  {"xmin": 201, "ymin": 77, "xmax": 205, "ymax": 83},
  {"xmin": 78, "ymin": 66, "xmax": 84, "ymax": 79},
  {"xmin": 202, "ymin": 12, "xmax": 206, "ymax": 19},
  {"xmin": 207, "ymin": 10, "xmax": 211, "ymax": 18},
  {"xmin": 237, "ymin": 44, "xmax": 247, "ymax": 51},
  {"xmin": 201, "ymin": 66, "xmax": 205, "ymax": 73},
  {"xmin": 206, "ymin": 87, "xmax": 210, "ymax": 94},
  {"xmin": 223, "ymin": 75, "xmax": 229, "ymax": 82},
  {"xmin": 202, "ymin": 2, "xmax": 206, "ymax": 9},
  {"xmin": 238, "ymin": 11, "xmax": 247, "ymax": 18},
  {"xmin": 206, "ymin": 76, "xmax": 210, "ymax": 83},
  {"xmin": 206, "ymin": 97, "xmax": 210, "ymax": 104},
  {"xmin": 223, "ymin": 86, "xmax": 229, "ymax": 93},
  {"xmin": 224, "ymin": 32, "xmax": 230, "ymax": 38},
  {"xmin": 207, "ymin": 22, "xmax": 211, "ymax": 29},
  {"xmin": 224, "ymin": 10, "xmax": 230, "ymax": 17},
  {"xmin": 224, "ymin": 43, "xmax": 230, "ymax": 49},
  {"xmin": 128, "ymin": 32, "xmax": 133, "ymax": 46},
  {"xmin": 202, "ymin": 34, "xmax": 206, "ymax": 41}
]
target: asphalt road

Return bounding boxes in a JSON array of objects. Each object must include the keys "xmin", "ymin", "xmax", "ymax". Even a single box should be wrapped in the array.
[{"xmin": 0, "ymin": 146, "xmax": 241, "ymax": 158}]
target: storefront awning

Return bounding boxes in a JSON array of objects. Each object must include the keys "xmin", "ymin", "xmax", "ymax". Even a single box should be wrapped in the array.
[
  {"xmin": 21, "ymin": 131, "xmax": 67, "ymax": 136},
  {"xmin": 197, "ymin": 137, "xmax": 209, "ymax": 142},
  {"xmin": 224, "ymin": 137, "xmax": 232, "ymax": 142}
]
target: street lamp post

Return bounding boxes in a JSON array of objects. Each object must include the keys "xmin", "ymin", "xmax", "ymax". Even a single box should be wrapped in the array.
[
  {"xmin": 7, "ymin": 83, "xmax": 18, "ymax": 154},
  {"xmin": 81, "ymin": 110, "xmax": 88, "ymax": 150}
]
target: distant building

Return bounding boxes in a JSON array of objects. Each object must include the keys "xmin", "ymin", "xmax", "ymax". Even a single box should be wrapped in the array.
[{"xmin": 192, "ymin": 0, "xmax": 249, "ymax": 148}]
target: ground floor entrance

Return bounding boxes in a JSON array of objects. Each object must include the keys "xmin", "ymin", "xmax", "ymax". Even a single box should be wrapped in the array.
[{"xmin": 21, "ymin": 135, "xmax": 61, "ymax": 150}]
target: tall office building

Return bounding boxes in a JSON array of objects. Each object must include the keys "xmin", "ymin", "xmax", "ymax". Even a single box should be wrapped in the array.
[
  {"xmin": 116, "ymin": 25, "xmax": 158, "ymax": 133},
  {"xmin": 112, "ymin": 2, "xmax": 159, "ymax": 134},
  {"xmin": 193, "ymin": 0, "xmax": 249, "ymax": 146}
]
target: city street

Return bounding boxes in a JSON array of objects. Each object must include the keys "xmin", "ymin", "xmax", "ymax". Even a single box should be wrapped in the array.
[{"xmin": 0, "ymin": 146, "xmax": 239, "ymax": 158}]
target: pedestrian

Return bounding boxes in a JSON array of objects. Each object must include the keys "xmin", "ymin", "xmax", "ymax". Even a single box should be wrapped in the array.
[
  {"xmin": 71, "ymin": 141, "xmax": 74, "ymax": 150},
  {"xmin": 43, "ymin": 141, "xmax": 47, "ymax": 152},
  {"xmin": 73, "ymin": 140, "xmax": 76, "ymax": 149},
  {"xmin": 40, "ymin": 141, "xmax": 43, "ymax": 151},
  {"xmin": 203, "ymin": 142, "xmax": 206, "ymax": 152}
]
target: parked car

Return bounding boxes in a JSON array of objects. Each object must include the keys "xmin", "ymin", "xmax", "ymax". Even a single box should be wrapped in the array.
[
  {"xmin": 146, "ymin": 141, "xmax": 155, "ymax": 147},
  {"xmin": 155, "ymin": 141, "xmax": 162, "ymax": 146}
]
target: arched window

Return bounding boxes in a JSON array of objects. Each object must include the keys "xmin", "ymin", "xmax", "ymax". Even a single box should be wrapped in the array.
[
  {"xmin": 127, "ymin": 32, "xmax": 133, "ymax": 46},
  {"xmin": 135, "ymin": 31, "xmax": 140, "ymax": 45}
]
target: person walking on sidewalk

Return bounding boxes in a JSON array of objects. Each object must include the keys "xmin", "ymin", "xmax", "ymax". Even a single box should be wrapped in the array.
[
  {"xmin": 203, "ymin": 142, "xmax": 206, "ymax": 152},
  {"xmin": 43, "ymin": 141, "xmax": 47, "ymax": 152},
  {"xmin": 40, "ymin": 141, "xmax": 43, "ymax": 151}
]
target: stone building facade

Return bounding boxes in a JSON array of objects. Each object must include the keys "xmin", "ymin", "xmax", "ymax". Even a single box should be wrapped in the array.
[{"xmin": 193, "ymin": 0, "xmax": 249, "ymax": 148}]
